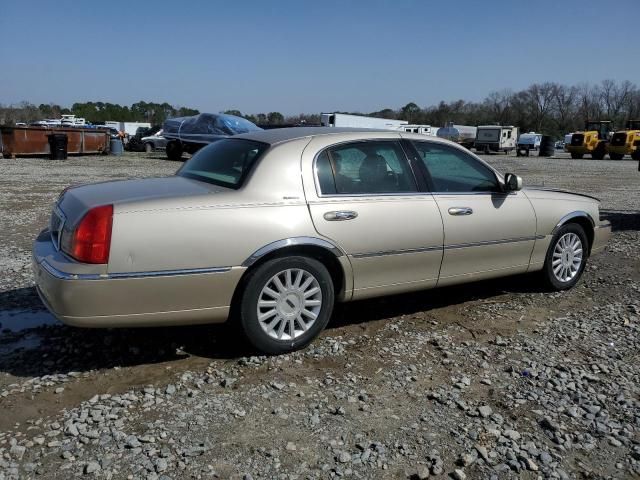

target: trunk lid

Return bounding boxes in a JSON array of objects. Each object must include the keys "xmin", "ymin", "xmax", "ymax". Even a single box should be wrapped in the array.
[{"xmin": 57, "ymin": 176, "xmax": 227, "ymax": 229}]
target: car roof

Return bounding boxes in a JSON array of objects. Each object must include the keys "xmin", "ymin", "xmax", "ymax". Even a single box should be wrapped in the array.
[{"xmin": 233, "ymin": 127, "xmax": 398, "ymax": 145}]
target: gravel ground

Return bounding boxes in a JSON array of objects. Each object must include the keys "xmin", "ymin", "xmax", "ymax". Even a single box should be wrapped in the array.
[{"xmin": 0, "ymin": 151, "xmax": 639, "ymax": 480}]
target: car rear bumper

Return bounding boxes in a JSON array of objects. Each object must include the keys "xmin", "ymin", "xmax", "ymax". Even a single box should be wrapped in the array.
[
  {"xmin": 32, "ymin": 229, "xmax": 244, "ymax": 328},
  {"xmin": 592, "ymin": 221, "xmax": 611, "ymax": 255}
]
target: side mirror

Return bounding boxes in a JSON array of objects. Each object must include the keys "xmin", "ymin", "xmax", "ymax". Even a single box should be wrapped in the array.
[{"xmin": 504, "ymin": 173, "xmax": 523, "ymax": 191}]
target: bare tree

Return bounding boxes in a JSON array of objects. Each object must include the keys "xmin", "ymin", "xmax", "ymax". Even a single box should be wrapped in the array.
[
  {"xmin": 600, "ymin": 79, "xmax": 634, "ymax": 123},
  {"xmin": 553, "ymin": 84, "xmax": 579, "ymax": 133},
  {"xmin": 525, "ymin": 83, "xmax": 556, "ymax": 131},
  {"xmin": 483, "ymin": 90, "xmax": 512, "ymax": 124},
  {"xmin": 576, "ymin": 83, "xmax": 602, "ymax": 123}
]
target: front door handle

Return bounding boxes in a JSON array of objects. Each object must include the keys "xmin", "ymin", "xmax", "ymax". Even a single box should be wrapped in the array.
[
  {"xmin": 324, "ymin": 210, "xmax": 358, "ymax": 221},
  {"xmin": 448, "ymin": 207, "xmax": 473, "ymax": 216}
]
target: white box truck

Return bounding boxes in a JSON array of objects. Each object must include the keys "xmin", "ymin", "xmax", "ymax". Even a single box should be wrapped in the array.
[
  {"xmin": 475, "ymin": 125, "xmax": 519, "ymax": 154},
  {"xmin": 104, "ymin": 121, "xmax": 152, "ymax": 137},
  {"xmin": 321, "ymin": 113, "xmax": 407, "ymax": 130}
]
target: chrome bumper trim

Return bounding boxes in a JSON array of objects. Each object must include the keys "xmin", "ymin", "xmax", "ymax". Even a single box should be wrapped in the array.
[{"xmin": 39, "ymin": 260, "xmax": 231, "ymax": 281}]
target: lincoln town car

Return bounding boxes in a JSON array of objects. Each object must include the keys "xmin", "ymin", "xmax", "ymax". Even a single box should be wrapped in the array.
[{"xmin": 33, "ymin": 128, "xmax": 611, "ymax": 353}]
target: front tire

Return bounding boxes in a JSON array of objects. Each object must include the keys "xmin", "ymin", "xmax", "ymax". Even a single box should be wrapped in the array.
[
  {"xmin": 570, "ymin": 152, "xmax": 584, "ymax": 159},
  {"xmin": 239, "ymin": 256, "xmax": 335, "ymax": 354},
  {"xmin": 144, "ymin": 143, "xmax": 154, "ymax": 153},
  {"xmin": 608, "ymin": 152, "xmax": 623, "ymax": 160},
  {"xmin": 542, "ymin": 224, "xmax": 588, "ymax": 290}
]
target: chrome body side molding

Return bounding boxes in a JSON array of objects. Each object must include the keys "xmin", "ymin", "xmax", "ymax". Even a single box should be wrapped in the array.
[
  {"xmin": 242, "ymin": 236, "xmax": 344, "ymax": 267},
  {"xmin": 351, "ymin": 236, "xmax": 545, "ymax": 259},
  {"xmin": 445, "ymin": 235, "xmax": 545, "ymax": 250},
  {"xmin": 351, "ymin": 245, "xmax": 442, "ymax": 258}
]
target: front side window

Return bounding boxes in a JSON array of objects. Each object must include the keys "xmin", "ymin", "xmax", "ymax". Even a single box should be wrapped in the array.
[
  {"xmin": 412, "ymin": 142, "xmax": 499, "ymax": 193},
  {"xmin": 178, "ymin": 139, "xmax": 268, "ymax": 189},
  {"xmin": 316, "ymin": 141, "xmax": 418, "ymax": 195}
]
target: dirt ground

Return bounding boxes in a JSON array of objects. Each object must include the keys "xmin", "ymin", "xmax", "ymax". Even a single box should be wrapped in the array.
[{"xmin": 0, "ymin": 150, "xmax": 638, "ymax": 480}]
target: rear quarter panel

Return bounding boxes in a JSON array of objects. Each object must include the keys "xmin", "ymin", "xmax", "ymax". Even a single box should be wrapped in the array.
[{"xmin": 108, "ymin": 139, "xmax": 320, "ymax": 273}]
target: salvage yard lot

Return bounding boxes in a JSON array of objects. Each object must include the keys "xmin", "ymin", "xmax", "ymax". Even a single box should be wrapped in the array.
[{"xmin": 0, "ymin": 151, "xmax": 639, "ymax": 479}]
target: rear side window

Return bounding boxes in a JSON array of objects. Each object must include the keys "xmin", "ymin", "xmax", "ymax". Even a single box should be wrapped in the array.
[
  {"xmin": 178, "ymin": 139, "xmax": 268, "ymax": 189},
  {"xmin": 412, "ymin": 142, "xmax": 499, "ymax": 193},
  {"xmin": 316, "ymin": 141, "xmax": 417, "ymax": 195}
]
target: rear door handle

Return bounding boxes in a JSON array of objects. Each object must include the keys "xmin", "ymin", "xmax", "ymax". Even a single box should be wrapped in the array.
[
  {"xmin": 324, "ymin": 210, "xmax": 358, "ymax": 221},
  {"xmin": 448, "ymin": 207, "xmax": 473, "ymax": 216}
]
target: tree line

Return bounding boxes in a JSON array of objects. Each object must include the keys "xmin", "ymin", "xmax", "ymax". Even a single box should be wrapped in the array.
[
  {"xmin": 2, "ymin": 79, "xmax": 639, "ymax": 138},
  {"xmin": 226, "ymin": 79, "xmax": 640, "ymax": 138},
  {"xmin": 0, "ymin": 101, "xmax": 200, "ymax": 126},
  {"xmin": 368, "ymin": 79, "xmax": 640, "ymax": 137}
]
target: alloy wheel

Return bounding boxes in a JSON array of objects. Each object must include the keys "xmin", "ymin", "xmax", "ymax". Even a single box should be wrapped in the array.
[
  {"xmin": 257, "ymin": 268, "xmax": 322, "ymax": 340},
  {"xmin": 552, "ymin": 232, "xmax": 583, "ymax": 283}
]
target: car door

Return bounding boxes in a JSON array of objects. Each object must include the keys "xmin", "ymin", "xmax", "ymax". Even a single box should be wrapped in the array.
[
  {"xmin": 301, "ymin": 134, "xmax": 444, "ymax": 300},
  {"xmin": 408, "ymin": 140, "xmax": 537, "ymax": 286}
]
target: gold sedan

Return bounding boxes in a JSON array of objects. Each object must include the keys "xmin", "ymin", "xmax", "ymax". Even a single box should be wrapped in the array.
[{"xmin": 33, "ymin": 128, "xmax": 611, "ymax": 354}]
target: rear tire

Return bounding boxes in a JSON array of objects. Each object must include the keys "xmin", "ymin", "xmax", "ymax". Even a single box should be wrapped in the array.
[
  {"xmin": 166, "ymin": 141, "xmax": 183, "ymax": 161},
  {"xmin": 541, "ymin": 223, "xmax": 588, "ymax": 291},
  {"xmin": 239, "ymin": 256, "xmax": 335, "ymax": 354},
  {"xmin": 631, "ymin": 150, "xmax": 640, "ymax": 161},
  {"xmin": 608, "ymin": 152, "xmax": 623, "ymax": 160},
  {"xmin": 570, "ymin": 152, "xmax": 584, "ymax": 159}
]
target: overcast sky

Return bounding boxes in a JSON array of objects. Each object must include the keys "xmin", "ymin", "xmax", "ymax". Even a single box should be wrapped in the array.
[{"xmin": 2, "ymin": 0, "xmax": 637, "ymax": 115}]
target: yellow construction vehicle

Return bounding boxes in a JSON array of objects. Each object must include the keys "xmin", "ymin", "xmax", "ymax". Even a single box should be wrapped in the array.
[
  {"xmin": 607, "ymin": 120, "xmax": 640, "ymax": 160},
  {"xmin": 566, "ymin": 120, "xmax": 613, "ymax": 160}
]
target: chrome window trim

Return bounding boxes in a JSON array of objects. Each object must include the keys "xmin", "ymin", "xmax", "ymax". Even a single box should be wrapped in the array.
[
  {"xmin": 40, "ymin": 260, "xmax": 231, "ymax": 281},
  {"xmin": 242, "ymin": 236, "xmax": 344, "ymax": 267},
  {"xmin": 430, "ymin": 191, "xmax": 515, "ymax": 196},
  {"xmin": 311, "ymin": 138, "xmax": 423, "ymax": 199}
]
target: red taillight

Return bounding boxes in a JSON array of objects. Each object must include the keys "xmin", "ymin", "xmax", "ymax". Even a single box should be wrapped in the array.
[{"xmin": 70, "ymin": 205, "xmax": 113, "ymax": 264}]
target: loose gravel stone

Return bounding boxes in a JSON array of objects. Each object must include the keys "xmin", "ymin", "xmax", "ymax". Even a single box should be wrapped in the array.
[{"xmin": 0, "ymin": 153, "xmax": 638, "ymax": 480}]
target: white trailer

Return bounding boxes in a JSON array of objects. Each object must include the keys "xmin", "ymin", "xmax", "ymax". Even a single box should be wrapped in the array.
[
  {"xmin": 436, "ymin": 123, "xmax": 477, "ymax": 148},
  {"xmin": 475, "ymin": 125, "xmax": 519, "ymax": 154},
  {"xmin": 321, "ymin": 113, "xmax": 407, "ymax": 130}
]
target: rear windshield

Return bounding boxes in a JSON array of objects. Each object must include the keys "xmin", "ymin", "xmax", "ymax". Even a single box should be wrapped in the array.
[{"xmin": 178, "ymin": 139, "xmax": 268, "ymax": 189}]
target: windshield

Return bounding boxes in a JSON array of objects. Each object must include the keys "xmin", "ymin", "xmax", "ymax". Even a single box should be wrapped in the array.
[{"xmin": 178, "ymin": 139, "xmax": 268, "ymax": 189}]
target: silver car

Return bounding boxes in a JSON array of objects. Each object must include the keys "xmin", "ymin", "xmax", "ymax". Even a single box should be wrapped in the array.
[{"xmin": 32, "ymin": 128, "xmax": 611, "ymax": 354}]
